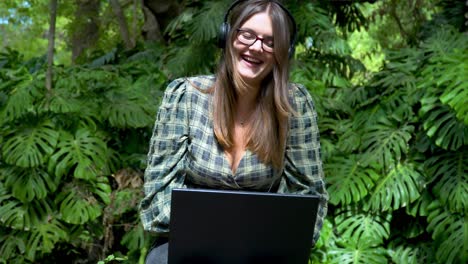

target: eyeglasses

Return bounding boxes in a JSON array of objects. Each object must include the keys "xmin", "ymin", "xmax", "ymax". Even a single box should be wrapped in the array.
[{"xmin": 236, "ymin": 29, "xmax": 274, "ymax": 53}]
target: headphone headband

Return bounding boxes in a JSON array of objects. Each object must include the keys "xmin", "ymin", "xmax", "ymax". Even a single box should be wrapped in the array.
[{"xmin": 218, "ymin": 0, "xmax": 297, "ymax": 58}]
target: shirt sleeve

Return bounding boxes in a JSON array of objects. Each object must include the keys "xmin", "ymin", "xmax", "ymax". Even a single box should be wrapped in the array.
[
  {"xmin": 139, "ymin": 78, "xmax": 190, "ymax": 235},
  {"xmin": 277, "ymin": 83, "xmax": 329, "ymax": 246}
]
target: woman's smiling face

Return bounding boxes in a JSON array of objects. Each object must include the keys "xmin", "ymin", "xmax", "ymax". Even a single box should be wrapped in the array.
[{"xmin": 232, "ymin": 11, "xmax": 275, "ymax": 88}]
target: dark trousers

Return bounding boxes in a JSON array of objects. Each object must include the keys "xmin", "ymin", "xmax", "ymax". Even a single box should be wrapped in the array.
[{"xmin": 145, "ymin": 237, "xmax": 169, "ymax": 264}]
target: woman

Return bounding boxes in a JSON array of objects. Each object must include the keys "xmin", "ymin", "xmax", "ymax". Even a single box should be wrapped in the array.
[{"xmin": 140, "ymin": 0, "xmax": 328, "ymax": 263}]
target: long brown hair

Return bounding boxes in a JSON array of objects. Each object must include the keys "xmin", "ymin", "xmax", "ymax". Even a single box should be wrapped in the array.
[{"xmin": 212, "ymin": 0, "xmax": 295, "ymax": 170}]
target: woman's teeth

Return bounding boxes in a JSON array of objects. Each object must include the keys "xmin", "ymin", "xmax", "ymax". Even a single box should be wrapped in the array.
[{"xmin": 243, "ymin": 56, "xmax": 262, "ymax": 64}]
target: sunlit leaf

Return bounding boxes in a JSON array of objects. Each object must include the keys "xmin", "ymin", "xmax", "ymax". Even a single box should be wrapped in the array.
[
  {"xmin": 365, "ymin": 162, "xmax": 425, "ymax": 212},
  {"xmin": 2, "ymin": 121, "xmax": 58, "ymax": 168}
]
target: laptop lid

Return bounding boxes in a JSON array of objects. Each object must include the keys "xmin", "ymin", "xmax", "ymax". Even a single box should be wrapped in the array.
[{"xmin": 168, "ymin": 188, "xmax": 319, "ymax": 264}]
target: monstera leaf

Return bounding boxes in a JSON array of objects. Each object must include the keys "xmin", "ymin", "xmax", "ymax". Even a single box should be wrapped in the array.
[
  {"xmin": 436, "ymin": 50, "xmax": 468, "ymax": 125},
  {"xmin": 0, "ymin": 74, "xmax": 34, "ymax": 123},
  {"xmin": 427, "ymin": 201, "xmax": 467, "ymax": 264},
  {"xmin": 102, "ymin": 81, "xmax": 154, "ymax": 128},
  {"xmin": 365, "ymin": 162, "xmax": 425, "ymax": 212},
  {"xmin": 0, "ymin": 229, "xmax": 26, "ymax": 262},
  {"xmin": 121, "ymin": 224, "xmax": 147, "ymax": 253},
  {"xmin": 419, "ymin": 27, "xmax": 468, "ymax": 125},
  {"xmin": 425, "ymin": 150, "xmax": 468, "ymax": 213},
  {"xmin": 24, "ymin": 219, "xmax": 68, "ymax": 262},
  {"xmin": 328, "ymin": 243, "xmax": 388, "ymax": 264},
  {"xmin": 2, "ymin": 120, "xmax": 59, "ymax": 168},
  {"xmin": 419, "ymin": 95, "xmax": 467, "ymax": 151},
  {"xmin": 335, "ymin": 208, "xmax": 391, "ymax": 247},
  {"xmin": 39, "ymin": 86, "xmax": 89, "ymax": 115},
  {"xmin": 360, "ymin": 117, "xmax": 414, "ymax": 169},
  {"xmin": 388, "ymin": 240, "xmax": 434, "ymax": 264},
  {"xmin": 0, "ymin": 184, "xmax": 53, "ymax": 230},
  {"xmin": 2, "ymin": 166, "xmax": 59, "ymax": 203},
  {"xmin": 48, "ymin": 128, "xmax": 108, "ymax": 180},
  {"xmin": 55, "ymin": 176, "xmax": 111, "ymax": 225},
  {"xmin": 326, "ymin": 155, "xmax": 380, "ymax": 206}
]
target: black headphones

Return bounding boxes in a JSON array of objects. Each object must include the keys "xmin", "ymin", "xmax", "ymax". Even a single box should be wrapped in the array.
[{"xmin": 217, "ymin": 0, "xmax": 297, "ymax": 58}]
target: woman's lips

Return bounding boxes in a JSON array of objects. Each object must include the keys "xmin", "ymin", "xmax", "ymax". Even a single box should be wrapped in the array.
[{"xmin": 241, "ymin": 55, "xmax": 263, "ymax": 66}]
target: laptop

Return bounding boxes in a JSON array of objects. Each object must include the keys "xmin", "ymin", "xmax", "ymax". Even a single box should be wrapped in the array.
[{"xmin": 168, "ymin": 188, "xmax": 320, "ymax": 264}]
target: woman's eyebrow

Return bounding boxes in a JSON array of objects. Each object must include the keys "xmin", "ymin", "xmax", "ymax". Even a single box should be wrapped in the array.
[{"xmin": 239, "ymin": 27, "xmax": 274, "ymax": 38}]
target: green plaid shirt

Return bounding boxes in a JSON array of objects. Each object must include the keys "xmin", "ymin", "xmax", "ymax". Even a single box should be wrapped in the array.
[{"xmin": 140, "ymin": 75, "xmax": 328, "ymax": 244}]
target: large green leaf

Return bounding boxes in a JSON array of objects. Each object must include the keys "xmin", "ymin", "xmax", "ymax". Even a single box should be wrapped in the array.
[
  {"xmin": 0, "ymin": 229, "xmax": 26, "ymax": 263},
  {"xmin": 436, "ymin": 50, "xmax": 468, "ymax": 125},
  {"xmin": 405, "ymin": 190, "xmax": 433, "ymax": 217},
  {"xmin": 55, "ymin": 176, "xmax": 111, "ymax": 224},
  {"xmin": 335, "ymin": 209, "xmax": 391, "ymax": 247},
  {"xmin": 39, "ymin": 86, "xmax": 89, "ymax": 115},
  {"xmin": 0, "ymin": 72, "xmax": 33, "ymax": 123},
  {"xmin": 2, "ymin": 166, "xmax": 59, "ymax": 203},
  {"xmin": 48, "ymin": 128, "xmax": 108, "ymax": 180},
  {"xmin": 425, "ymin": 150, "xmax": 468, "ymax": 213},
  {"xmin": 102, "ymin": 82, "xmax": 154, "ymax": 128},
  {"xmin": 388, "ymin": 240, "xmax": 434, "ymax": 264},
  {"xmin": 365, "ymin": 162, "xmax": 425, "ymax": 212},
  {"xmin": 2, "ymin": 120, "xmax": 59, "ymax": 168},
  {"xmin": 420, "ymin": 95, "xmax": 468, "ymax": 151},
  {"xmin": 24, "ymin": 219, "xmax": 68, "ymax": 262},
  {"xmin": 419, "ymin": 26, "xmax": 468, "ymax": 125},
  {"xmin": 427, "ymin": 201, "xmax": 468, "ymax": 264},
  {"xmin": 0, "ymin": 184, "xmax": 53, "ymax": 230},
  {"xmin": 121, "ymin": 224, "xmax": 147, "ymax": 253},
  {"xmin": 328, "ymin": 244, "xmax": 388, "ymax": 264},
  {"xmin": 326, "ymin": 155, "xmax": 379, "ymax": 206},
  {"xmin": 361, "ymin": 118, "xmax": 414, "ymax": 169}
]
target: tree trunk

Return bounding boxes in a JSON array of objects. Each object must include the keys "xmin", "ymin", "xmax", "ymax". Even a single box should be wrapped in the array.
[
  {"xmin": 46, "ymin": 0, "xmax": 58, "ymax": 91},
  {"xmin": 141, "ymin": 0, "xmax": 181, "ymax": 42},
  {"xmin": 109, "ymin": 0, "xmax": 134, "ymax": 49},
  {"xmin": 71, "ymin": 0, "xmax": 101, "ymax": 64}
]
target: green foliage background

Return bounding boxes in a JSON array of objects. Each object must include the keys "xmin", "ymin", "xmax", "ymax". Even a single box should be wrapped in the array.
[{"xmin": 0, "ymin": 0, "xmax": 467, "ymax": 263}]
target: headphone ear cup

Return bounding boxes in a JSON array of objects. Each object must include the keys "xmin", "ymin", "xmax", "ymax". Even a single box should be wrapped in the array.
[
  {"xmin": 288, "ymin": 45, "xmax": 295, "ymax": 59},
  {"xmin": 217, "ymin": 22, "xmax": 230, "ymax": 49}
]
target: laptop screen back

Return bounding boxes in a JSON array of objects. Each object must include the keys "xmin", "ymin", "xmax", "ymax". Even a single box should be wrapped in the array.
[{"xmin": 168, "ymin": 188, "xmax": 319, "ymax": 264}]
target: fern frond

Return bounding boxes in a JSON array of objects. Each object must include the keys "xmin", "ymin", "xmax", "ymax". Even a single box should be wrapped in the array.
[
  {"xmin": 188, "ymin": 1, "xmax": 225, "ymax": 43},
  {"xmin": 365, "ymin": 162, "xmax": 425, "ymax": 212},
  {"xmin": 326, "ymin": 155, "xmax": 379, "ymax": 206},
  {"xmin": 425, "ymin": 150, "xmax": 468, "ymax": 213},
  {"xmin": 165, "ymin": 43, "xmax": 217, "ymax": 77},
  {"xmin": 291, "ymin": 3, "xmax": 334, "ymax": 41},
  {"xmin": 2, "ymin": 120, "xmax": 59, "ymax": 168}
]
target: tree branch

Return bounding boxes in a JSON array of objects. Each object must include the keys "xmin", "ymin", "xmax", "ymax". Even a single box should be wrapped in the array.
[
  {"xmin": 46, "ymin": 0, "xmax": 58, "ymax": 91},
  {"xmin": 110, "ymin": 0, "xmax": 135, "ymax": 49}
]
